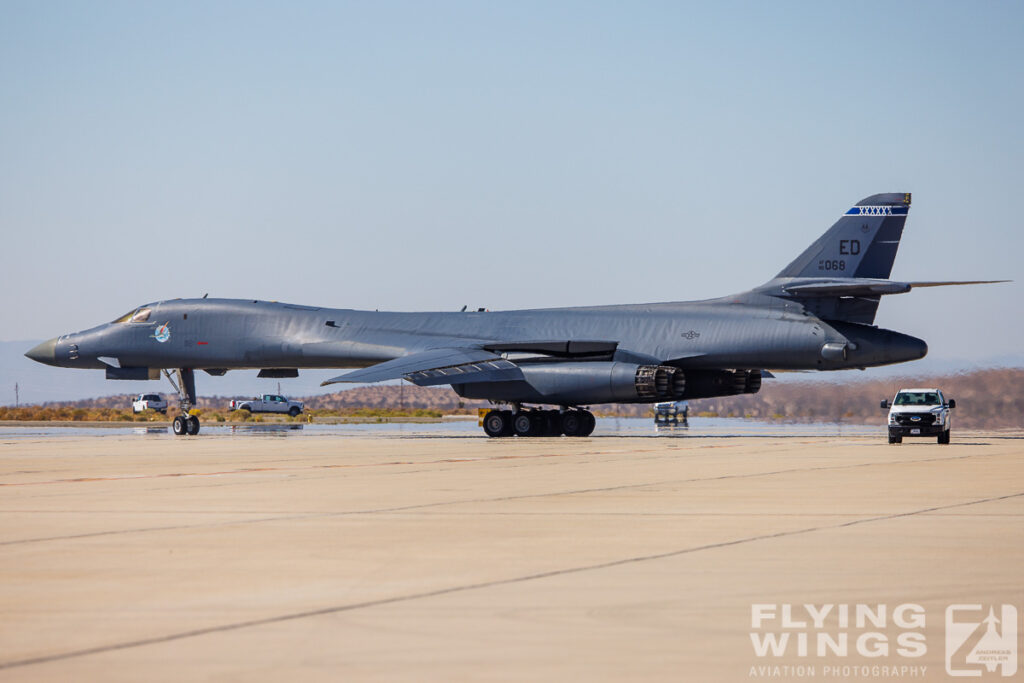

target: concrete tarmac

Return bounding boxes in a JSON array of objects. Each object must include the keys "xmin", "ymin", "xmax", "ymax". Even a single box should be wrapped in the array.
[{"xmin": 0, "ymin": 429, "xmax": 1021, "ymax": 681}]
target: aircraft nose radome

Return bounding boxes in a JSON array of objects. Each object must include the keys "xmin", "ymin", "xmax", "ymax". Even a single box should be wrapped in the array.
[{"xmin": 25, "ymin": 338, "xmax": 58, "ymax": 366}]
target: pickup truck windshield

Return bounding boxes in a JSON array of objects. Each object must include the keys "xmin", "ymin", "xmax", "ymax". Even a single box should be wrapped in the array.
[{"xmin": 894, "ymin": 392, "xmax": 940, "ymax": 406}]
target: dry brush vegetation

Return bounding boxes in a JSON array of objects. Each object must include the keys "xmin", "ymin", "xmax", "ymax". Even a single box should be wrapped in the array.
[{"xmin": 3, "ymin": 368, "xmax": 1021, "ymax": 429}]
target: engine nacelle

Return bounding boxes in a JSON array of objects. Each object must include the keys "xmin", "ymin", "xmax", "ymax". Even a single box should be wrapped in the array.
[
  {"xmin": 452, "ymin": 361, "xmax": 685, "ymax": 405},
  {"xmin": 452, "ymin": 363, "xmax": 762, "ymax": 406},
  {"xmin": 680, "ymin": 369, "xmax": 763, "ymax": 399}
]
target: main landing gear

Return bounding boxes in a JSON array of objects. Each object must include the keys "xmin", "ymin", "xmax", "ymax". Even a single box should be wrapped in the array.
[
  {"xmin": 164, "ymin": 368, "xmax": 201, "ymax": 437},
  {"xmin": 482, "ymin": 408, "xmax": 596, "ymax": 438}
]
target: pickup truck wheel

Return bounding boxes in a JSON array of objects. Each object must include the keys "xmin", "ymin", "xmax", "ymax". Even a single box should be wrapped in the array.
[
  {"xmin": 938, "ymin": 429, "xmax": 950, "ymax": 445},
  {"xmin": 888, "ymin": 434, "xmax": 902, "ymax": 444},
  {"xmin": 288, "ymin": 407, "xmax": 300, "ymax": 417}
]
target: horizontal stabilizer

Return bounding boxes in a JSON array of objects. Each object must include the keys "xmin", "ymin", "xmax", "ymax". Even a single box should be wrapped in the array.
[
  {"xmin": 321, "ymin": 347, "xmax": 500, "ymax": 385},
  {"xmin": 782, "ymin": 278, "xmax": 1009, "ymax": 298},
  {"xmin": 783, "ymin": 279, "xmax": 911, "ymax": 297},
  {"xmin": 907, "ymin": 280, "xmax": 1010, "ymax": 288}
]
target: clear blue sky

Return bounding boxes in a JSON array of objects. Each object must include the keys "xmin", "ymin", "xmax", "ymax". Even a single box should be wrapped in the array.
[{"xmin": 1, "ymin": 1, "xmax": 1021, "ymax": 368}]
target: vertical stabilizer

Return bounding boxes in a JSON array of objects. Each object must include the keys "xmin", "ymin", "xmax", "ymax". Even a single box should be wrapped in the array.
[{"xmin": 776, "ymin": 193, "xmax": 911, "ymax": 279}]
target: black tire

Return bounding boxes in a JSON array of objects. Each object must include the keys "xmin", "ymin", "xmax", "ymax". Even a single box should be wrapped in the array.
[
  {"xmin": 531, "ymin": 412, "xmax": 550, "ymax": 436},
  {"xmin": 580, "ymin": 410, "xmax": 596, "ymax": 436},
  {"xmin": 172, "ymin": 416, "xmax": 187, "ymax": 436},
  {"xmin": 938, "ymin": 429, "xmax": 950, "ymax": 444},
  {"xmin": 888, "ymin": 434, "xmax": 902, "ymax": 444},
  {"xmin": 513, "ymin": 412, "xmax": 537, "ymax": 437},
  {"xmin": 483, "ymin": 410, "xmax": 511, "ymax": 438},
  {"xmin": 288, "ymin": 407, "xmax": 300, "ymax": 417},
  {"xmin": 542, "ymin": 410, "xmax": 561, "ymax": 436},
  {"xmin": 186, "ymin": 416, "xmax": 200, "ymax": 436},
  {"xmin": 559, "ymin": 411, "xmax": 583, "ymax": 437}
]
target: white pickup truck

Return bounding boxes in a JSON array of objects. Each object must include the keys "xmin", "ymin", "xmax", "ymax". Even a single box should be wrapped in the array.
[
  {"xmin": 881, "ymin": 388, "xmax": 956, "ymax": 444},
  {"xmin": 132, "ymin": 393, "xmax": 167, "ymax": 414},
  {"xmin": 654, "ymin": 400, "xmax": 689, "ymax": 423},
  {"xmin": 229, "ymin": 394, "xmax": 304, "ymax": 417}
]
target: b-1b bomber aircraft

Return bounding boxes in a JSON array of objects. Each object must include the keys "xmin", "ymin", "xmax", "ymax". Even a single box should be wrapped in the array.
[{"xmin": 26, "ymin": 193, "xmax": 1003, "ymax": 437}]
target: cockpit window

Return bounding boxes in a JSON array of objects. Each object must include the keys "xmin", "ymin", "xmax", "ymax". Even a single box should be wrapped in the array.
[
  {"xmin": 112, "ymin": 309, "xmax": 137, "ymax": 323},
  {"xmin": 894, "ymin": 392, "xmax": 940, "ymax": 406},
  {"xmin": 112, "ymin": 307, "xmax": 153, "ymax": 323}
]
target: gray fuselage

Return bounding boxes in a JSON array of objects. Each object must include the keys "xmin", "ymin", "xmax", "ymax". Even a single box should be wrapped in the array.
[{"xmin": 35, "ymin": 294, "xmax": 926, "ymax": 376}]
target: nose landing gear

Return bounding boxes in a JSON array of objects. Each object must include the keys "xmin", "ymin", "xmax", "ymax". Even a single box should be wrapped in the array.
[
  {"xmin": 171, "ymin": 414, "xmax": 200, "ymax": 436},
  {"xmin": 164, "ymin": 368, "xmax": 201, "ymax": 437}
]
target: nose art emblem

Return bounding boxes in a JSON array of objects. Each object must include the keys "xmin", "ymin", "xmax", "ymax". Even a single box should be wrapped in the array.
[{"xmin": 152, "ymin": 323, "xmax": 171, "ymax": 343}]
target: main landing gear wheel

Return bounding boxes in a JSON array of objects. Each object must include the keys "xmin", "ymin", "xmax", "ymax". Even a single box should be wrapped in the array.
[
  {"xmin": 186, "ymin": 416, "xmax": 200, "ymax": 435},
  {"xmin": 580, "ymin": 410, "xmax": 596, "ymax": 437},
  {"xmin": 561, "ymin": 410, "xmax": 595, "ymax": 437},
  {"xmin": 482, "ymin": 408, "xmax": 594, "ymax": 437},
  {"xmin": 483, "ymin": 410, "xmax": 514, "ymax": 438},
  {"xmin": 513, "ymin": 411, "xmax": 548, "ymax": 437},
  {"xmin": 559, "ymin": 410, "xmax": 583, "ymax": 437}
]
